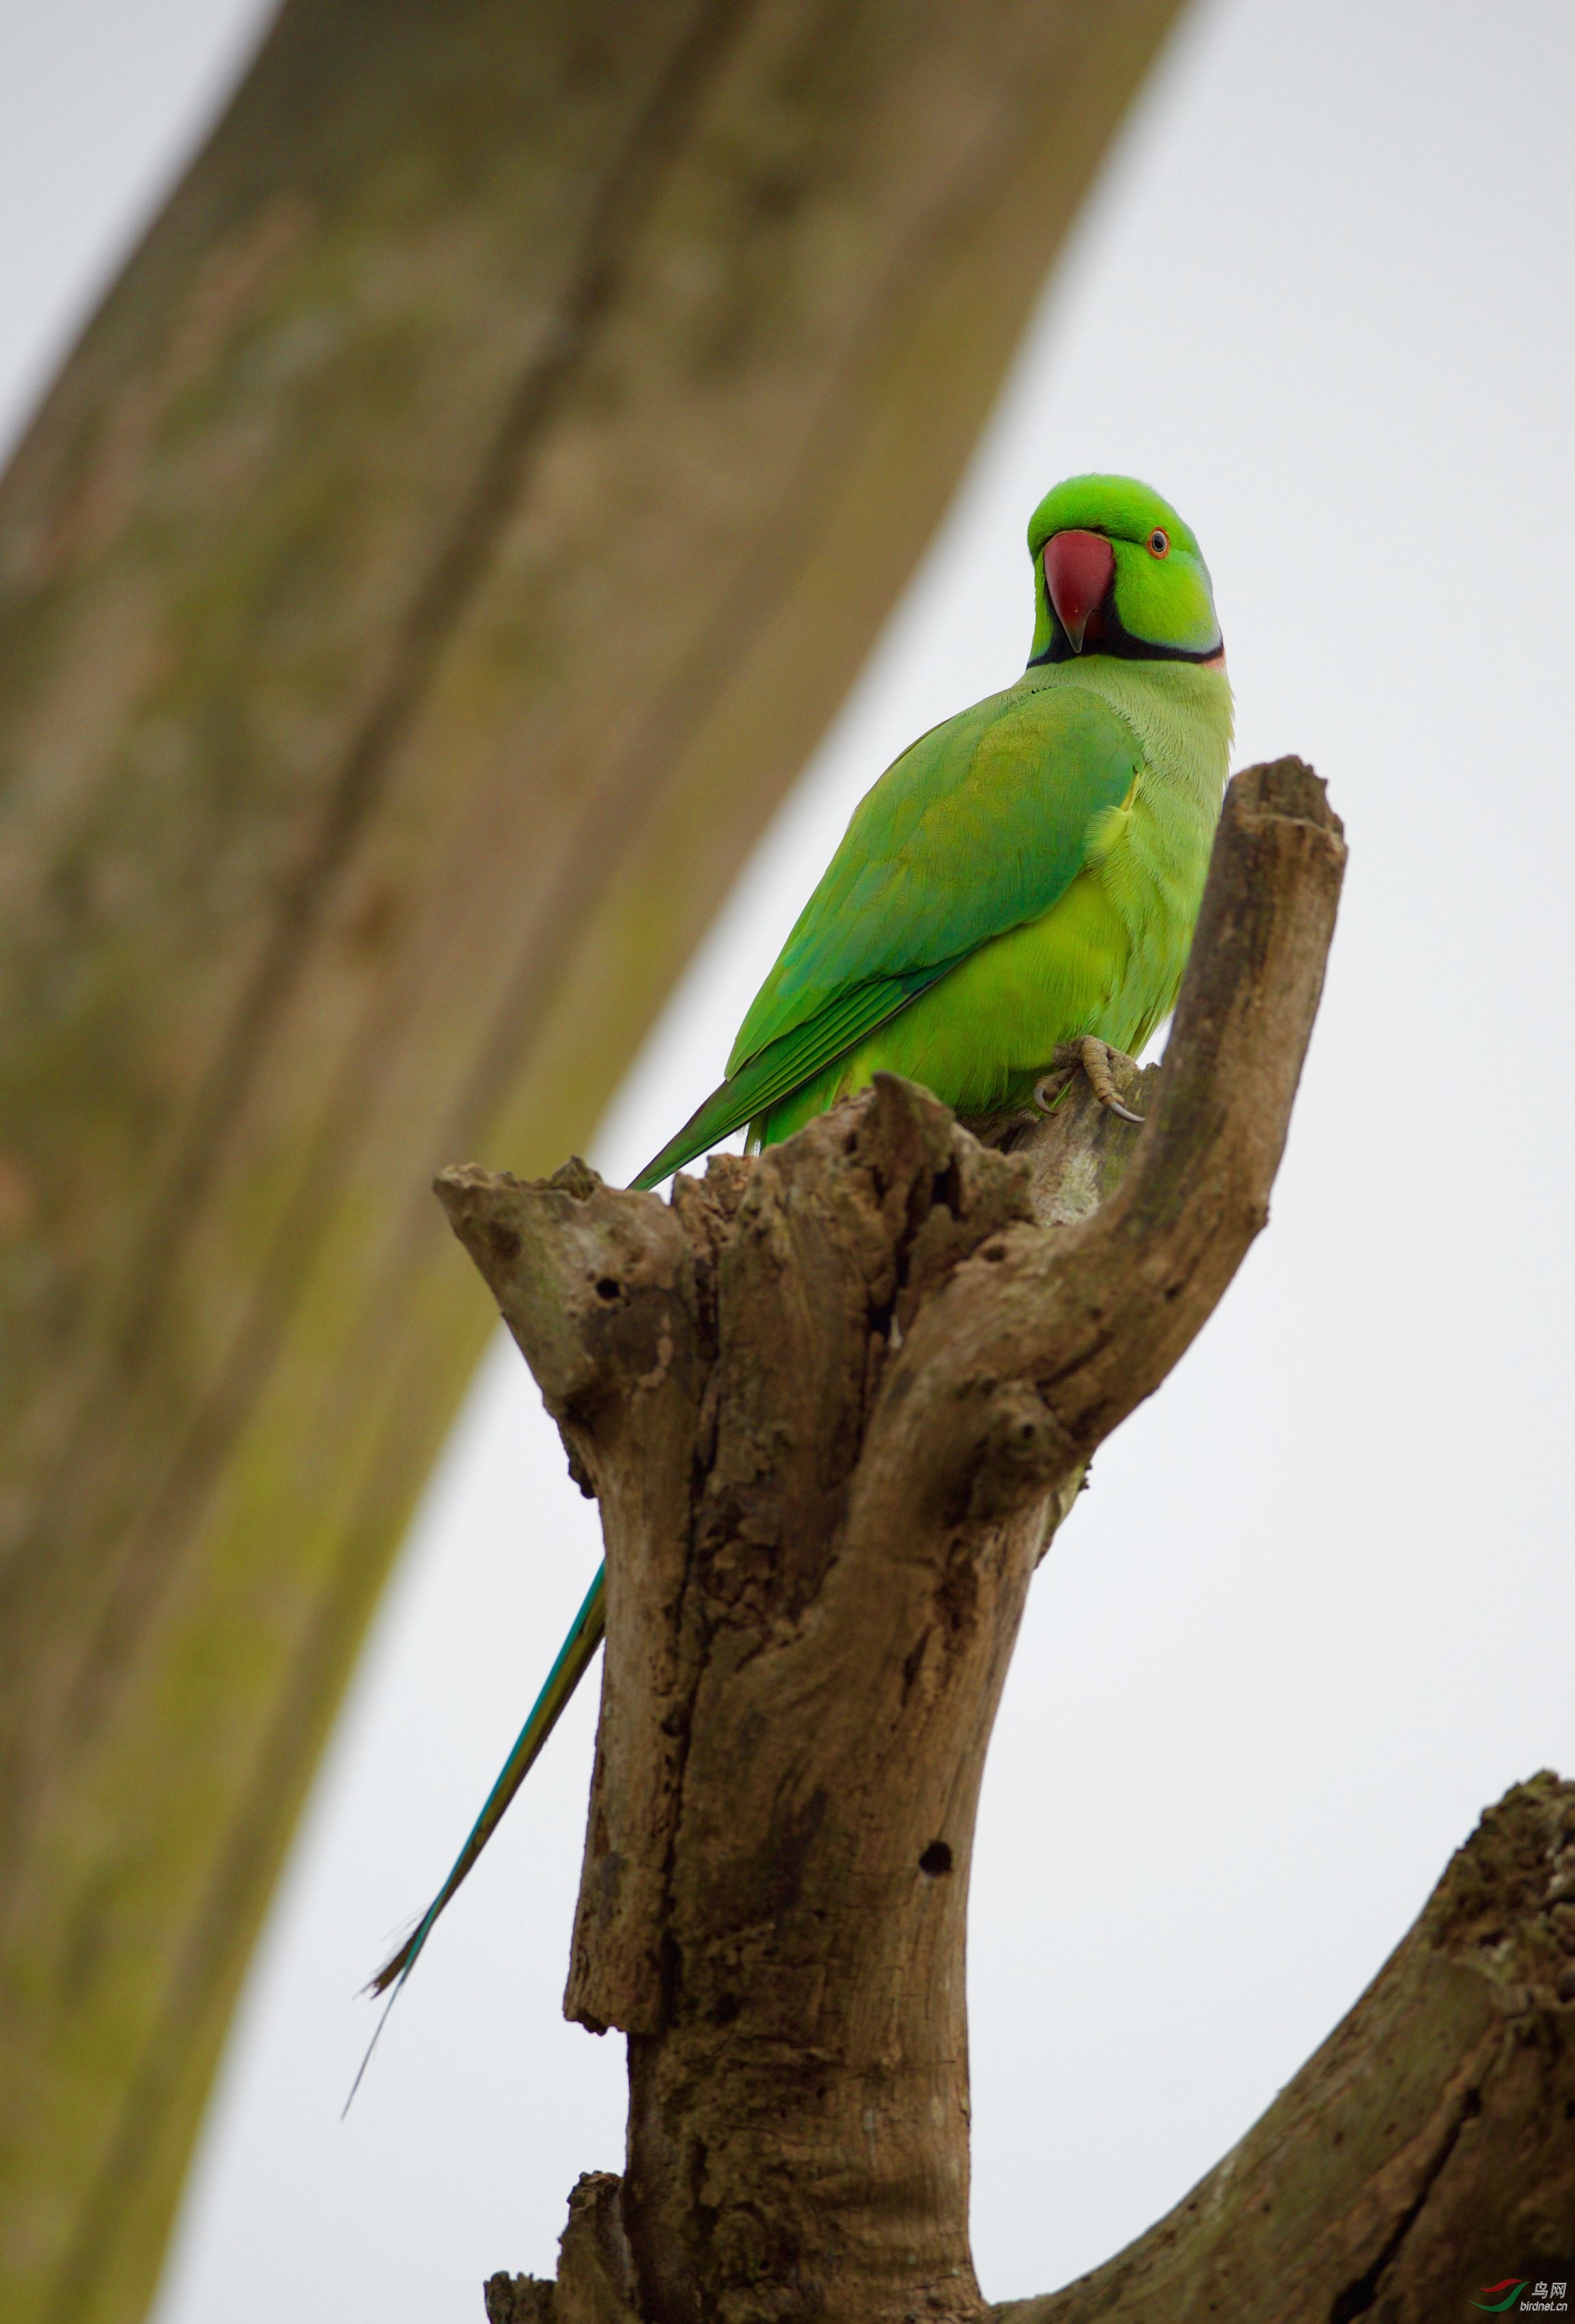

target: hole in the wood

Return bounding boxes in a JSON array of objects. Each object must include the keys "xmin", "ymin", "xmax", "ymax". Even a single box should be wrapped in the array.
[
  {"xmin": 714, "ymin": 1991, "xmax": 740, "ymax": 2025},
  {"xmin": 596, "ymin": 1277, "xmax": 621, "ymax": 1301},
  {"xmin": 919, "ymin": 1841, "xmax": 953, "ymax": 1878}
]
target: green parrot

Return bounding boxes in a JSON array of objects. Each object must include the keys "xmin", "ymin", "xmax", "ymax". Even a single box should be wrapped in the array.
[{"xmin": 366, "ymin": 473, "xmax": 1231, "ymax": 2018}]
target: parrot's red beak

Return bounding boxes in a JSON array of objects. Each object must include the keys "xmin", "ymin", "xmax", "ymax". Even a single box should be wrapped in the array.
[{"xmin": 1044, "ymin": 529, "xmax": 1116, "ymax": 653}]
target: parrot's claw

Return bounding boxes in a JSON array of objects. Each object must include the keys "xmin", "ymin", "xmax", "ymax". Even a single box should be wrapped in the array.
[
  {"xmin": 1033, "ymin": 1039, "xmax": 1145, "ymax": 1126},
  {"xmin": 1077, "ymin": 1036, "xmax": 1146, "ymax": 1123},
  {"xmin": 1031, "ymin": 1066, "xmax": 1074, "ymax": 1113},
  {"xmin": 1076, "ymin": 1036, "xmax": 1146, "ymax": 1124}
]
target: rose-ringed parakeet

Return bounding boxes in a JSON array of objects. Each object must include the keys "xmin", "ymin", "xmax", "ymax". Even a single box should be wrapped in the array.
[{"xmin": 367, "ymin": 473, "xmax": 1231, "ymax": 2015}]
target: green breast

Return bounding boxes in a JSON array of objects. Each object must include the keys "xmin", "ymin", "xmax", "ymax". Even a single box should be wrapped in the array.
[{"xmin": 1043, "ymin": 655, "xmax": 1233, "ymax": 1055}]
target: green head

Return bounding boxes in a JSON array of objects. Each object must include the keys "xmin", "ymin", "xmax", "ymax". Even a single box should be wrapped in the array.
[{"xmin": 1025, "ymin": 474, "xmax": 1223, "ymax": 667}]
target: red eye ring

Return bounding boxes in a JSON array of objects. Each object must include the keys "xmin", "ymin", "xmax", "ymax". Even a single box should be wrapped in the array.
[{"xmin": 1147, "ymin": 527, "xmax": 1170, "ymax": 558}]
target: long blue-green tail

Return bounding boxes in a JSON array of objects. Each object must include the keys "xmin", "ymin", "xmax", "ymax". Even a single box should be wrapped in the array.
[{"xmin": 346, "ymin": 1564, "xmax": 605, "ymax": 2105}]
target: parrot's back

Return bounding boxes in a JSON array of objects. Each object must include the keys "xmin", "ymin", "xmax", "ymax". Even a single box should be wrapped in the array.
[{"xmin": 753, "ymin": 653, "xmax": 1232, "ymax": 1144}]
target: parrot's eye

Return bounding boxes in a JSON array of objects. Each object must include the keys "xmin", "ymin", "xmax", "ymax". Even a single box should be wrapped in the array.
[{"xmin": 1147, "ymin": 527, "xmax": 1170, "ymax": 558}]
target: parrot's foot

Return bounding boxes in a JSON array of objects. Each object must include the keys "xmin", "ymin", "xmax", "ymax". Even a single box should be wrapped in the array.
[
  {"xmin": 1033, "ymin": 1038, "xmax": 1145, "ymax": 1126},
  {"xmin": 1076, "ymin": 1036, "xmax": 1146, "ymax": 1124}
]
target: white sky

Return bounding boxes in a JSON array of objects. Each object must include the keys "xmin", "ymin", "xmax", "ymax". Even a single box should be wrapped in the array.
[{"xmin": 5, "ymin": 0, "xmax": 1575, "ymax": 2314}]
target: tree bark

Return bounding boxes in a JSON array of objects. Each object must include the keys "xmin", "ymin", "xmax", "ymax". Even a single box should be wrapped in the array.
[
  {"xmin": 447, "ymin": 760, "xmax": 1354, "ymax": 2321},
  {"xmin": 1002, "ymin": 1767, "xmax": 1575, "ymax": 2324},
  {"xmin": 0, "ymin": 4, "xmax": 1194, "ymax": 2316},
  {"xmin": 486, "ymin": 1771, "xmax": 1575, "ymax": 2324}
]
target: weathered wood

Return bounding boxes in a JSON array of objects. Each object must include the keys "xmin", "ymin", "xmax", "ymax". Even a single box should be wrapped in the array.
[
  {"xmin": 1001, "ymin": 1769, "xmax": 1575, "ymax": 2324},
  {"xmin": 445, "ymin": 762, "xmax": 1346, "ymax": 2322},
  {"xmin": 0, "ymin": 3, "xmax": 1195, "ymax": 2316},
  {"xmin": 486, "ymin": 1775, "xmax": 1575, "ymax": 2324}
]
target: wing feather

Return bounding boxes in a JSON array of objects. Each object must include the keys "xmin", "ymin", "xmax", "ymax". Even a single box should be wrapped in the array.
[
  {"xmin": 632, "ymin": 680, "xmax": 1141, "ymax": 1189},
  {"xmin": 631, "ymin": 967, "xmax": 943, "ymax": 1189}
]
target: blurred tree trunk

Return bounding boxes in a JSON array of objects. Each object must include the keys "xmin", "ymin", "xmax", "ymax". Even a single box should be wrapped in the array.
[{"xmin": 0, "ymin": 1, "xmax": 1194, "ymax": 2318}]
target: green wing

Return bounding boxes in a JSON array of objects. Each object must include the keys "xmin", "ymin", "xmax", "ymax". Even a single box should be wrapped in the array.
[{"xmin": 632, "ymin": 680, "xmax": 1141, "ymax": 1189}]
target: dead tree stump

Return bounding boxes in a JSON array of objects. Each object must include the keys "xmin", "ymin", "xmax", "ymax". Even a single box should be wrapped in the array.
[{"xmin": 452, "ymin": 759, "xmax": 1348, "ymax": 2321}]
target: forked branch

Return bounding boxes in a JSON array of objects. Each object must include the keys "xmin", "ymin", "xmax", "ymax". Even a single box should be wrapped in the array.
[{"xmin": 442, "ymin": 759, "xmax": 1347, "ymax": 2323}]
